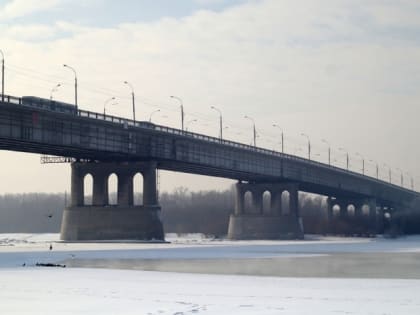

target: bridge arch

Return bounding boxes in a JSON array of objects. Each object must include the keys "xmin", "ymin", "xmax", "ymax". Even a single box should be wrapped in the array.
[
  {"xmin": 83, "ymin": 173, "xmax": 93, "ymax": 206},
  {"xmin": 262, "ymin": 190, "xmax": 271, "ymax": 214},
  {"xmin": 108, "ymin": 173, "xmax": 118, "ymax": 205},
  {"xmin": 244, "ymin": 191, "xmax": 253, "ymax": 213},
  {"xmin": 347, "ymin": 204, "xmax": 355, "ymax": 217},
  {"xmin": 332, "ymin": 204, "xmax": 341, "ymax": 217},
  {"xmin": 281, "ymin": 190, "xmax": 290, "ymax": 215},
  {"xmin": 133, "ymin": 173, "xmax": 144, "ymax": 205}
]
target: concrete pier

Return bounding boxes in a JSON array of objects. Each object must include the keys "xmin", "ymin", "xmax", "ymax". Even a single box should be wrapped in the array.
[
  {"xmin": 227, "ymin": 182, "xmax": 304, "ymax": 240},
  {"xmin": 60, "ymin": 161, "xmax": 164, "ymax": 241}
]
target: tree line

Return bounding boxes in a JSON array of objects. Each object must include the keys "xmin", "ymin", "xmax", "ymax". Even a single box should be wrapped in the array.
[{"xmin": 0, "ymin": 188, "xmax": 419, "ymax": 235}]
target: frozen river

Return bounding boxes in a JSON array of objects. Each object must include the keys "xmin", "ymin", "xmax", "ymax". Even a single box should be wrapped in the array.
[{"xmin": 1, "ymin": 234, "xmax": 420, "ymax": 314}]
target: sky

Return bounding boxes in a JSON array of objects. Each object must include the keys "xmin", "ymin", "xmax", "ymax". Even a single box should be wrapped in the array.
[{"xmin": 0, "ymin": 0, "xmax": 420, "ymax": 194}]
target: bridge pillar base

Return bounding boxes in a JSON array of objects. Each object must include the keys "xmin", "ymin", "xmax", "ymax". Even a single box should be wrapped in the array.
[
  {"xmin": 60, "ymin": 206, "xmax": 164, "ymax": 241},
  {"xmin": 227, "ymin": 214, "xmax": 304, "ymax": 240}
]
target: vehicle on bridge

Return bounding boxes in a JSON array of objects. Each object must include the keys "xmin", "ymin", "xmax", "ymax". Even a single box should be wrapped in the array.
[{"xmin": 21, "ymin": 96, "xmax": 77, "ymax": 115}]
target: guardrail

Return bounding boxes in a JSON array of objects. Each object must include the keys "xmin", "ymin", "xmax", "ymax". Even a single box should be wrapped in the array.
[{"xmin": 0, "ymin": 94, "xmax": 416, "ymax": 193}]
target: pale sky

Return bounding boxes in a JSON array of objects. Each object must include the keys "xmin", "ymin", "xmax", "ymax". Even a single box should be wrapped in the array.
[{"xmin": 0, "ymin": 0, "xmax": 419, "ymax": 194}]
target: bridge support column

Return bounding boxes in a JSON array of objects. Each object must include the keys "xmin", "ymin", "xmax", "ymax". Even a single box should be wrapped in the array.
[
  {"xmin": 70, "ymin": 163, "xmax": 84, "ymax": 207},
  {"xmin": 234, "ymin": 182, "xmax": 245, "ymax": 215},
  {"xmin": 117, "ymin": 172, "xmax": 133, "ymax": 206},
  {"xmin": 228, "ymin": 182, "xmax": 304, "ymax": 240},
  {"xmin": 92, "ymin": 172, "xmax": 108, "ymax": 206},
  {"xmin": 60, "ymin": 161, "xmax": 164, "ymax": 241}
]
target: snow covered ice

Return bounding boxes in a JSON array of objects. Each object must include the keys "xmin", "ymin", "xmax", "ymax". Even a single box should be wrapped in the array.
[{"xmin": 1, "ymin": 234, "xmax": 420, "ymax": 314}]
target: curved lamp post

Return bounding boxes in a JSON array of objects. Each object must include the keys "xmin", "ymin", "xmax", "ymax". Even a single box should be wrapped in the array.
[
  {"xmin": 301, "ymin": 133, "xmax": 311, "ymax": 160},
  {"xmin": 396, "ymin": 168, "xmax": 404, "ymax": 187},
  {"xmin": 50, "ymin": 83, "xmax": 61, "ymax": 100},
  {"xmin": 170, "ymin": 95, "xmax": 184, "ymax": 131},
  {"xmin": 123, "ymin": 81, "xmax": 136, "ymax": 121},
  {"xmin": 103, "ymin": 96, "xmax": 116, "ymax": 115},
  {"xmin": 321, "ymin": 139, "xmax": 331, "ymax": 166},
  {"xmin": 273, "ymin": 124, "xmax": 284, "ymax": 153},
  {"xmin": 383, "ymin": 163, "xmax": 391, "ymax": 183},
  {"xmin": 355, "ymin": 152, "xmax": 365, "ymax": 175},
  {"xmin": 369, "ymin": 159, "xmax": 379, "ymax": 179},
  {"xmin": 63, "ymin": 64, "xmax": 77, "ymax": 110},
  {"xmin": 186, "ymin": 119, "xmax": 197, "ymax": 131},
  {"xmin": 149, "ymin": 109, "xmax": 160, "ymax": 122},
  {"xmin": 244, "ymin": 115, "xmax": 256, "ymax": 147},
  {"xmin": 339, "ymin": 147, "xmax": 349, "ymax": 170},
  {"xmin": 211, "ymin": 106, "xmax": 223, "ymax": 140}
]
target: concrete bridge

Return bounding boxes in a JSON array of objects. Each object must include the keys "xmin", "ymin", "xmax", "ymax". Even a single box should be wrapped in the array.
[{"xmin": 0, "ymin": 95, "xmax": 418, "ymax": 240}]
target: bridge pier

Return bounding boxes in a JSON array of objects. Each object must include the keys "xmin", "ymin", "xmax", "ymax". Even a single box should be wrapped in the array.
[
  {"xmin": 228, "ymin": 182, "xmax": 304, "ymax": 240},
  {"xmin": 327, "ymin": 196, "xmax": 385, "ymax": 236},
  {"xmin": 60, "ymin": 161, "xmax": 164, "ymax": 241}
]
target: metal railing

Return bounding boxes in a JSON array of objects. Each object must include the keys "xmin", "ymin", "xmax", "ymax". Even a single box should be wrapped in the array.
[{"xmin": 1, "ymin": 94, "xmax": 416, "ymax": 193}]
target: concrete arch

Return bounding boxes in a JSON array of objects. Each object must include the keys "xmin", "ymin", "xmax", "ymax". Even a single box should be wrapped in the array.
[
  {"xmin": 108, "ymin": 173, "xmax": 118, "ymax": 205},
  {"xmin": 332, "ymin": 204, "xmax": 341, "ymax": 217},
  {"xmin": 83, "ymin": 173, "xmax": 93, "ymax": 206},
  {"xmin": 361, "ymin": 204, "xmax": 370, "ymax": 216},
  {"xmin": 347, "ymin": 204, "xmax": 355, "ymax": 217},
  {"xmin": 281, "ymin": 190, "xmax": 290, "ymax": 215},
  {"xmin": 262, "ymin": 190, "xmax": 271, "ymax": 214},
  {"xmin": 244, "ymin": 191, "xmax": 253, "ymax": 213},
  {"xmin": 133, "ymin": 172, "xmax": 144, "ymax": 205}
]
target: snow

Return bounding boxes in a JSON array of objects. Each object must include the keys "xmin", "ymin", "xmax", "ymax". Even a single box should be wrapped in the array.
[{"xmin": 1, "ymin": 234, "xmax": 420, "ymax": 314}]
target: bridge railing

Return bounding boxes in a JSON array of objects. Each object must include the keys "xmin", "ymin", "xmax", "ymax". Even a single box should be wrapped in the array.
[{"xmin": 0, "ymin": 94, "xmax": 415, "ymax": 192}]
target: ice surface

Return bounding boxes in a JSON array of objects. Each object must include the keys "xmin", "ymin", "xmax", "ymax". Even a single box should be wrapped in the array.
[{"xmin": 1, "ymin": 234, "xmax": 420, "ymax": 314}]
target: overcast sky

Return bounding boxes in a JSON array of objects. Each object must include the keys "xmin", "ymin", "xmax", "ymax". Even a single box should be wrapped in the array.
[{"xmin": 0, "ymin": 0, "xmax": 419, "ymax": 194}]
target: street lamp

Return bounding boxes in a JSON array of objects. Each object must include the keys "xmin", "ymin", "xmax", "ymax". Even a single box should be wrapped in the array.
[
  {"xmin": 383, "ymin": 164, "xmax": 391, "ymax": 183},
  {"xmin": 244, "ymin": 115, "xmax": 256, "ymax": 147},
  {"xmin": 123, "ymin": 81, "xmax": 136, "ymax": 121},
  {"xmin": 170, "ymin": 96, "xmax": 184, "ymax": 131},
  {"xmin": 272, "ymin": 124, "xmax": 284, "ymax": 153},
  {"xmin": 103, "ymin": 96, "xmax": 116, "ymax": 115},
  {"xmin": 63, "ymin": 64, "xmax": 77, "ymax": 111},
  {"xmin": 369, "ymin": 159, "xmax": 379, "ymax": 179},
  {"xmin": 321, "ymin": 139, "xmax": 331, "ymax": 166},
  {"xmin": 149, "ymin": 109, "xmax": 160, "ymax": 122},
  {"xmin": 0, "ymin": 49, "xmax": 4, "ymax": 102},
  {"xmin": 186, "ymin": 119, "xmax": 197, "ymax": 131},
  {"xmin": 50, "ymin": 83, "xmax": 61, "ymax": 100},
  {"xmin": 210, "ymin": 106, "xmax": 223, "ymax": 140},
  {"xmin": 300, "ymin": 133, "xmax": 311, "ymax": 160},
  {"xmin": 355, "ymin": 152, "xmax": 365, "ymax": 175},
  {"xmin": 396, "ymin": 168, "xmax": 404, "ymax": 187},
  {"xmin": 339, "ymin": 147, "xmax": 349, "ymax": 170}
]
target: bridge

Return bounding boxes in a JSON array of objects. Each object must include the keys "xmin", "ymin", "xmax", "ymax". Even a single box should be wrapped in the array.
[{"xmin": 0, "ymin": 94, "xmax": 418, "ymax": 240}]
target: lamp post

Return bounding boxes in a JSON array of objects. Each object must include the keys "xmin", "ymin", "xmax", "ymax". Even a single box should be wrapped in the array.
[
  {"xmin": 321, "ymin": 139, "xmax": 331, "ymax": 166},
  {"xmin": 63, "ymin": 64, "xmax": 77, "ymax": 111},
  {"xmin": 103, "ymin": 96, "xmax": 116, "ymax": 115},
  {"xmin": 339, "ymin": 147, "xmax": 349, "ymax": 170},
  {"xmin": 244, "ymin": 115, "xmax": 256, "ymax": 147},
  {"xmin": 149, "ymin": 109, "xmax": 160, "ymax": 122},
  {"xmin": 355, "ymin": 152, "xmax": 365, "ymax": 175},
  {"xmin": 186, "ymin": 119, "xmax": 197, "ymax": 131},
  {"xmin": 300, "ymin": 133, "xmax": 311, "ymax": 160},
  {"xmin": 170, "ymin": 96, "xmax": 184, "ymax": 131},
  {"xmin": 123, "ymin": 81, "xmax": 136, "ymax": 121},
  {"xmin": 0, "ymin": 49, "xmax": 4, "ymax": 102},
  {"xmin": 50, "ymin": 83, "xmax": 61, "ymax": 100},
  {"xmin": 397, "ymin": 168, "xmax": 404, "ymax": 187},
  {"xmin": 369, "ymin": 159, "xmax": 379, "ymax": 179},
  {"xmin": 383, "ymin": 164, "xmax": 391, "ymax": 183},
  {"xmin": 272, "ymin": 124, "xmax": 284, "ymax": 153},
  {"xmin": 210, "ymin": 106, "xmax": 223, "ymax": 140}
]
